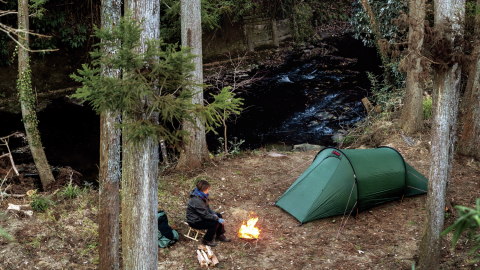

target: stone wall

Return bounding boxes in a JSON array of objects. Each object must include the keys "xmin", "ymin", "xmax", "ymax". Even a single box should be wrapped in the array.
[{"xmin": 203, "ymin": 16, "xmax": 292, "ymax": 62}]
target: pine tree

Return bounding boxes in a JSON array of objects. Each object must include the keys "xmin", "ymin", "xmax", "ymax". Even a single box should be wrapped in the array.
[{"xmin": 71, "ymin": 13, "xmax": 242, "ymax": 267}]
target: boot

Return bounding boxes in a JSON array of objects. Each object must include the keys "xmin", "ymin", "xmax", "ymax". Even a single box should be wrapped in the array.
[
  {"xmin": 215, "ymin": 234, "xmax": 231, "ymax": 242},
  {"xmin": 202, "ymin": 238, "xmax": 217, "ymax": 247}
]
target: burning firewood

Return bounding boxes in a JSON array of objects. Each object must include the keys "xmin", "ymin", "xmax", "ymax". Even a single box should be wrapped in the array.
[{"xmin": 238, "ymin": 211, "xmax": 261, "ymax": 239}]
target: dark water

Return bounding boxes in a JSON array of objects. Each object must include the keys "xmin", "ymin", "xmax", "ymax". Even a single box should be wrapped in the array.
[
  {"xmin": 0, "ymin": 35, "xmax": 381, "ymax": 183},
  {"xmin": 0, "ymin": 98, "xmax": 100, "ymax": 184},
  {"xmin": 207, "ymin": 35, "xmax": 382, "ymax": 150}
]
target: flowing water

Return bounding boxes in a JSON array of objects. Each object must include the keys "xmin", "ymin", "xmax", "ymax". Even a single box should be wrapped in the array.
[
  {"xmin": 0, "ymin": 35, "xmax": 381, "ymax": 184},
  {"xmin": 207, "ymin": 35, "xmax": 382, "ymax": 151}
]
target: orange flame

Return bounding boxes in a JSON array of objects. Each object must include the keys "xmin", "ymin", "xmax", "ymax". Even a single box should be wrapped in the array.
[{"xmin": 238, "ymin": 211, "xmax": 261, "ymax": 239}]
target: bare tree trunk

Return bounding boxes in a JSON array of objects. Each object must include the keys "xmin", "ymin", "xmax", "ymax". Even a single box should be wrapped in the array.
[
  {"xmin": 98, "ymin": 0, "xmax": 121, "ymax": 269},
  {"xmin": 460, "ymin": 0, "xmax": 480, "ymax": 110},
  {"xmin": 458, "ymin": 57, "xmax": 480, "ymax": 159},
  {"xmin": 177, "ymin": 0, "xmax": 210, "ymax": 170},
  {"xmin": 17, "ymin": 0, "xmax": 55, "ymax": 190},
  {"xmin": 457, "ymin": 0, "xmax": 480, "ymax": 159},
  {"xmin": 461, "ymin": 46, "xmax": 478, "ymax": 109},
  {"xmin": 400, "ymin": 0, "xmax": 425, "ymax": 134},
  {"xmin": 122, "ymin": 1, "xmax": 159, "ymax": 269},
  {"xmin": 360, "ymin": 0, "xmax": 381, "ymax": 40},
  {"xmin": 360, "ymin": 0, "xmax": 390, "ymax": 83},
  {"xmin": 418, "ymin": 1, "xmax": 464, "ymax": 268}
]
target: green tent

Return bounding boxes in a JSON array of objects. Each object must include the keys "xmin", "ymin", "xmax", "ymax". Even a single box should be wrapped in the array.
[{"xmin": 275, "ymin": 146, "xmax": 428, "ymax": 223}]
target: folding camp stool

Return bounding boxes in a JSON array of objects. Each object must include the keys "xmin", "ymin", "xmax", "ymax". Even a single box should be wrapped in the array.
[{"xmin": 183, "ymin": 221, "xmax": 206, "ymax": 241}]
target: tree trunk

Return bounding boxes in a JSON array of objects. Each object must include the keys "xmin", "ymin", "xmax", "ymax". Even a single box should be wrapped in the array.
[
  {"xmin": 418, "ymin": 1, "xmax": 463, "ymax": 268},
  {"xmin": 360, "ymin": 0, "xmax": 381, "ymax": 41},
  {"xmin": 457, "ymin": 0, "xmax": 480, "ymax": 159},
  {"xmin": 460, "ymin": 0, "xmax": 480, "ymax": 110},
  {"xmin": 122, "ymin": 1, "xmax": 160, "ymax": 269},
  {"xmin": 458, "ymin": 56, "xmax": 480, "ymax": 159},
  {"xmin": 360, "ymin": 0, "xmax": 390, "ymax": 83},
  {"xmin": 17, "ymin": 0, "xmax": 55, "ymax": 190},
  {"xmin": 177, "ymin": 0, "xmax": 210, "ymax": 170},
  {"xmin": 400, "ymin": 0, "xmax": 425, "ymax": 134},
  {"xmin": 98, "ymin": 0, "xmax": 121, "ymax": 269},
  {"xmin": 460, "ymin": 45, "xmax": 478, "ymax": 109}
]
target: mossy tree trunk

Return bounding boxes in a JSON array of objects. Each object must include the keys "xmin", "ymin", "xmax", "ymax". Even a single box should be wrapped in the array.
[
  {"xmin": 418, "ymin": 1, "xmax": 464, "ymax": 268},
  {"xmin": 17, "ymin": 0, "xmax": 55, "ymax": 190},
  {"xmin": 98, "ymin": 0, "xmax": 121, "ymax": 269},
  {"xmin": 122, "ymin": 1, "xmax": 159, "ymax": 269},
  {"xmin": 360, "ymin": 0, "xmax": 391, "ymax": 83},
  {"xmin": 400, "ymin": 0, "xmax": 425, "ymax": 134},
  {"xmin": 177, "ymin": 0, "xmax": 210, "ymax": 170}
]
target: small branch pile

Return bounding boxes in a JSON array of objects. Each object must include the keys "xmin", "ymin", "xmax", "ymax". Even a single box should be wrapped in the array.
[{"xmin": 196, "ymin": 245, "xmax": 219, "ymax": 268}]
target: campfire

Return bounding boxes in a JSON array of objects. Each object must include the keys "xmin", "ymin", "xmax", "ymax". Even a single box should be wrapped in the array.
[{"xmin": 238, "ymin": 211, "xmax": 261, "ymax": 239}]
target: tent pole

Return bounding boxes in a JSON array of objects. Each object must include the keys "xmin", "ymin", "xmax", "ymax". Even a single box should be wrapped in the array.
[{"xmin": 355, "ymin": 208, "xmax": 358, "ymax": 220}]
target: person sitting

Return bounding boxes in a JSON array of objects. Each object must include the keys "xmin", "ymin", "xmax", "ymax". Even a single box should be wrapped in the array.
[{"xmin": 186, "ymin": 180, "xmax": 231, "ymax": 247}]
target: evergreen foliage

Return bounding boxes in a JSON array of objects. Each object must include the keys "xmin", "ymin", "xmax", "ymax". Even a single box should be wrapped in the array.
[
  {"xmin": 350, "ymin": 0, "xmax": 408, "ymax": 48},
  {"xmin": 441, "ymin": 198, "xmax": 480, "ymax": 262},
  {"xmin": 350, "ymin": 0, "xmax": 408, "ymax": 103},
  {"xmin": 71, "ymin": 14, "xmax": 242, "ymax": 147}
]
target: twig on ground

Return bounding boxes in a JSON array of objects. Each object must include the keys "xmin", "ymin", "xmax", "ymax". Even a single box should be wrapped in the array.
[
  {"xmin": 0, "ymin": 133, "xmax": 20, "ymax": 176},
  {"xmin": 0, "ymin": 168, "xmax": 12, "ymax": 201}
]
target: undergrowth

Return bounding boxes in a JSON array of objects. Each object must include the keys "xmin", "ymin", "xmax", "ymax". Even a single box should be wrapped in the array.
[
  {"xmin": 30, "ymin": 191, "xmax": 53, "ymax": 212},
  {"xmin": 423, "ymin": 97, "xmax": 433, "ymax": 120},
  {"xmin": 60, "ymin": 183, "xmax": 81, "ymax": 199}
]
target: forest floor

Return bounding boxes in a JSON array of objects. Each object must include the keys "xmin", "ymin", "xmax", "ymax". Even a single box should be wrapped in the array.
[{"xmin": 0, "ymin": 113, "xmax": 480, "ymax": 270}]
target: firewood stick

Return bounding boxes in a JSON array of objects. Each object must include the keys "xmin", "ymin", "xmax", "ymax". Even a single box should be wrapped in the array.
[
  {"xmin": 196, "ymin": 250, "xmax": 207, "ymax": 267},
  {"xmin": 200, "ymin": 250, "xmax": 212, "ymax": 265},
  {"xmin": 206, "ymin": 245, "xmax": 214, "ymax": 259},
  {"xmin": 198, "ymin": 244, "xmax": 206, "ymax": 251},
  {"xmin": 211, "ymin": 254, "xmax": 219, "ymax": 265}
]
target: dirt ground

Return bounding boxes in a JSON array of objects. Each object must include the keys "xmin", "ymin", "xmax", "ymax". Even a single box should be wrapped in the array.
[{"xmin": 0, "ymin": 116, "xmax": 479, "ymax": 270}]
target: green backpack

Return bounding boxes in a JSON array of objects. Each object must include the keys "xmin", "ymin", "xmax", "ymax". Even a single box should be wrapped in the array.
[{"xmin": 157, "ymin": 211, "xmax": 179, "ymax": 248}]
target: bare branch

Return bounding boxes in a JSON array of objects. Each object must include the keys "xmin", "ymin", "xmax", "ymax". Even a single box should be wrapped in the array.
[
  {"xmin": 0, "ymin": 132, "xmax": 21, "ymax": 141},
  {"xmin": 5, "ymin": 31, "xmax": 59, "ymax": 53},
  {"xmin": 0, "ymin": 11, "xmax": 17, "ymax": 17},
  {"xmin": 0, "ymin": 22, "xmax": 53, "ymax": 38}
]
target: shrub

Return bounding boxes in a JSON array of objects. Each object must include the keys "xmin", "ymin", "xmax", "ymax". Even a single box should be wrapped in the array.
[
  {"xmin": 423, "ymin": 97, "xmax": 433, "ymax": 119},
  {"xmin": 60, "ymin": 183, "xmax": 81, "ymax": 199},
  {"xmin": 30, "ymin": 194, "xmax": 52, "ymax": 212}
]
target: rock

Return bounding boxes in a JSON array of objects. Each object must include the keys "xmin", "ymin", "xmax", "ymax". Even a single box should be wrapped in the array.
[
  {"xmin": 303, "ymin": 49, "xmax": 311, "ymax": 53},
  {"xmin": 315, "ymin": 111, "xmax": 335, "ymax": 120},
  {"xmin": 357, "ymin": 145, "xmax": 369, "ymax": 149},
  {"xmin": 293, "ymin": 143, "xmax": 324, "ymax": 152},
  {"xmin": 311, "ymin": 47, "xmax": 323, "ymax": 55},
  {"xmin": 268, "ymin": 152, "xmax": 287, "ymax": 158},
  {"xmin": 332, "ymin": 130, "xmax": 348, "ymax": 142}
]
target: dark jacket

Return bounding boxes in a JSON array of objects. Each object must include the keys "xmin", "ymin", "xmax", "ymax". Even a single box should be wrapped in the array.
[{"xmin": 186, "ymin": 190, "xmax": 219, "ymax": 224}]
